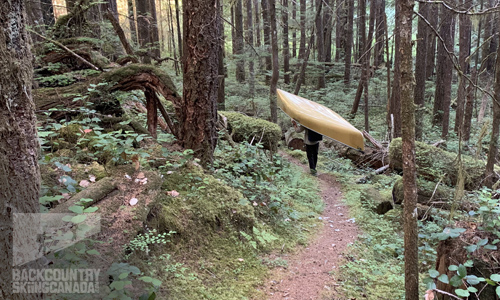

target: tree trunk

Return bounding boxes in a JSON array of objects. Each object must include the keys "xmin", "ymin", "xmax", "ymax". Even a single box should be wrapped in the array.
[
  {"xmin": 136, "ymin": 0, "xmax": 159, "ymax": 63},
  {"xmin": 247, "ymin": 0, "xmax": 255, "ymax": 95},
  {"xmin": 218, "ymin": 0, "xmax": 226, "ymax": 110},
  {"xmin": 293, "ymin": 0, "xmax": 322, "ymax": 95},
  {"xmin": 343, "ymin": 0, "xmax": 354, "ymax": 84},
  {"xmin": 181, "ymin": 0, "xmax": 219, "ymax": 165},
  {"xmin": 432, "ymin": 3, "xmax": 455, "ymax": 139},
  {"xmin": 235, "ymin": 0, "xmax": 245, "ymax": 82},
  {"xmin": 414, "ymin": 1, "xmax": 428, "ymax": 141},
  {"xmin": 484, "ymin": 38, "xmax": 500, "ymax": 188},
  {"xmin": 463, "ymin": 69, "xmax": 476, "ymax": 143},
  {"xmin": 294, "ymin": 0, "xmax": 306, "ymax": 85},
  {"xmin": 168, "ymin": 2, "xmax": 180, "ymax": 75},
  {"xmin": 455, "ymin": 0, "xmax": 472, "ymax": 136},
  {"xmin": 175, "ymin": 0, "xmax": 182, "ymax": 61},
  {"xmin": 40, "ymin": 0, "xmax": 55, "ymax": 26},
  {"xmin": 389, "ymin": 0, "xmax": 402, "ymax": 139},
  {"xmin": 335, "ymin": 0, "xmax": 346, "ymax": 62},
  {"xmin": 26, "ymin": 0, "xmax": 45, "ymax": 41},
  {"xmin": 316, "ymin": 0, "xmax": 325, "ymax": 89},
  {"xmin": 269, "ymin": 0, "xmax": 279, "ymax": 123},
  {"xmin": 262, "ymin": 0, "xmax": 272, "ymax": 85},
  {"xmin": 374, "ymin": 0, "xmax": 385, "ymax": 66},
  {"xmin": 292, "ymin": 0, "xmax": 297, "ymax": 58},
  {"xmin": 0, "ymin": 1, "xmax": 42, "ymax": 298},
  {"xmin": 323, "ymin": 0, "xmax": 333, "ymax": 63},
  {"xmin": 398, "ymin": 0, "xmax": 418, "ymax": 296},
  {"xmin": 282, "ymin": 0, "xmax": 290, "ymax": 84},
  {"xmin": 426, "ymin": 3, "xmax": 438, "ymax": 79},
  {"xmin": 357, "ymin": 0, "xmax": 366, "ymax": 64}
]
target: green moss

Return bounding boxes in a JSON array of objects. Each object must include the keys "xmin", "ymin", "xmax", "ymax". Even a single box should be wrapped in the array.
[
  {"xmin": 389, "ymin": 137, "xmax": 495, "ymax": 190},
  {"xmin": 220, "ymin": 111, "xmax": 282, "ymax": 151},
  {"xmin": 102, "ymin": 64, "xmax": 179, "ymax": 97},
  {"xmin": 58, "ymin": 37, "xmax": 103, "ymax": 48}
]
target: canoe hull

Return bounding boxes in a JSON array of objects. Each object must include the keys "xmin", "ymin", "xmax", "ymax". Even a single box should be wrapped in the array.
[{"xmin": 277, "ymin": 89, "xmax": 364, "ymax": 151}]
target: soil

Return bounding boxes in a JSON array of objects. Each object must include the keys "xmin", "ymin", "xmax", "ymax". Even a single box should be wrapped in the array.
[{"xmin": 261, "ymin": 153, "xmax": 358, "ymax": 300}]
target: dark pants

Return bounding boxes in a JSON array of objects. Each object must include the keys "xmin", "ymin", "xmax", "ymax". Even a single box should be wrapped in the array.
[{"xmin": 305, "ymin": 143, "xmax": 319, "ymax": 171}]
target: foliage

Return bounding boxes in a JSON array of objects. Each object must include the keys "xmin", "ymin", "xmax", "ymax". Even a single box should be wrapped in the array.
[{"xmin": 124, "ymin": 229, "xmax": 174, "ymax": 259}]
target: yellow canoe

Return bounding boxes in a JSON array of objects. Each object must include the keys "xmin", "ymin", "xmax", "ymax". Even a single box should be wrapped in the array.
[{"xmin": 277, "ymin": 89, "xmax": 364, "ymax": 151}]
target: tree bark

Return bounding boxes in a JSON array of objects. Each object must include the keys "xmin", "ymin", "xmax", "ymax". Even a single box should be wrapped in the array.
[
  {"xmin": 463, "ymin": 69, "xmax": 476, "ymax": 143},
  {"xmin": 484, "ymin": 37, "xmax": 500, "ymax": 188},
  {"xmin": 40, "ymin": 0, "xmax": 55, "ymax": 26},
  {"xmin": 293, "ymin": 0, "xmax": 306, "ymax": 85},
  {"xmin": 389, "ymin": 0, "xmax": 402, "ymax": 139},
  {"xmin": 175, "ymin": 0, "xmax": 183, "ymax": 61},
  {"xmin": 414, "ymin": 1, "xmax": 428, "ymax": 141},
  {"xmin": 282, "ymin": 0, "xmax": 290, "ymax": 84},
  {"xmin": 374, "ymin": 0, "xmax": 385, "ymax": 66},
  {"xmin": 335, "ymin": 0, "xmax": 346, "ymax": 62},
  {"xmin": 357, "ymin": 0, "xmax": 366, "ymax": 64},
  {"xmin": 316, "ymin": 0, "xmax": 325, "ymax": 89},
  {"xmin": 235, "ymin": 0, "xmax": 245, "ymax": 82},
  {"xmin": 269, "ymin": 0, "xmax": 279, "ymax": 123},
  {"xmin": 181, "ymin": 0, "xmax": 219, "ymax": 165},
  {"xmin": 0, "ymin": 1, "xmax": 42, "ymax": 299},
  {"xmin": 262, "ymin": 0, "xmax": 272, "ymax": 85},
  {"xmin": 323, "ymin": 0, "xmax": 333, "ymax": 63},
  {"xmin": 217, "ymin": 0, "xmax": 225, "ymax": 110},
  {"xmin": 455, "ymin": 0, "xmax": 472, "ymax": 136},
  {"xmin": 432, "ymin": 3, "xmax": 455, "ymax": 139},
  {"xmin": 247, "ymin": 0, "xmax": 255, "ymax": 96},
  {"xmin": 291, "ymin": 0, "xmax": 297, "ymax": 58},
  {"xmin": 343, "ymin": 0, "xmax": 354, "ymax": 84},
  {"xmin": 398, "ymin": 0, "xmax": 418, "ymax": 296},
  {"xmin": 426, "ymin": 3, "xmax": 438, "ymax": 79}
]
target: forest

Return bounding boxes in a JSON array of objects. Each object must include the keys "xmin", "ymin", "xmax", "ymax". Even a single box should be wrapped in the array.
[{"xmin": 1, "ymin": 0, "xmax": 500, "ymax": 299}]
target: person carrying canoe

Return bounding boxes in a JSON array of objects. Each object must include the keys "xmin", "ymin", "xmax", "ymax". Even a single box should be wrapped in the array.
[{"xmin": 291, "ymin": 119, "xmax": 323, "ymax": 176}]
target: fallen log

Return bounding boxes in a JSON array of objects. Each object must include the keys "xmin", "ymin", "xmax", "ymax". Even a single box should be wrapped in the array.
[
  {"xmin": 284, "ymin": 127, "xmax": 305, "ymax": 150},
  {"xmin": 392, "ymin": 177, "xmax": 476, "ymax": 211},
  {"xmin": 389, "ymin": 137, "xmax": 498, "ymax": 190}
]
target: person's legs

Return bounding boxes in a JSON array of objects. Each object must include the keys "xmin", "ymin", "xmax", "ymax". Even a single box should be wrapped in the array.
[
  {"xmin": 306, "ymin": 144, "xmax": 314, "ymax": 170},
  {"xmin": 311, "ymin": 143, "xmax": 319, "ymax": 170},
  {"xmin": 306, "ymin": 144, "xmax": 319, "ymax": 175}
]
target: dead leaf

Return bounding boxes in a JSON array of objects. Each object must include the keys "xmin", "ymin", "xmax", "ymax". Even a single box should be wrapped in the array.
[
  {"xmin": 129, "ymin": 198, "xmax": 138, "ymax": 206},
  {"xmin": 84, "ymin": 129, "xmax": 93, "ymax": 134},
  {"xmin": 132, "ymin": 155, "xmax": 140, "ymax": 171},
  {"xmin": 89, "ymin": 175, "xmax": 96, "ymax": 182},
  {"xmin": 136, "ymin": 172, "xmax": 145, "ymax": 179},
  {"xmin": 79, "ymin": 180, "xmax": 90, "ymax": 188},
  {"xmin": 237, "ymin": 258, "xmax": 244, "ymax": 262},
  {"xmin": 425, "ymin": 290, "xmax": 435, "ymax": 300},
  {"xmin": 167, "ymin": 190, "xmax": 179, "ymax": 197}
]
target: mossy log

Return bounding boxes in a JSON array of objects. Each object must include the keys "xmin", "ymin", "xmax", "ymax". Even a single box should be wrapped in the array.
[
  {"xmin": 389, "ymin": 138, "xmax": 496, "ymax": 190},
  {"xmin": 51, "ymin": 177, "xmax": 117, "ymax": 213},
  {"xmin": 219, "ymin": 111, "xmax": 282, "ymax": 151},
  {"xmin": 284, "ymin": 127, "xmax": 305, "ymax": 150},
  {"xmin": 392, "ymin": 178, "xmax": 476, "ymax": 211}
]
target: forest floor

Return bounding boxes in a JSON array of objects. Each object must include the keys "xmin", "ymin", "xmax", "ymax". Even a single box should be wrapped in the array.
[{"xmin": 259, "ymin": 153, "xmax": 359, "ymax": 300}]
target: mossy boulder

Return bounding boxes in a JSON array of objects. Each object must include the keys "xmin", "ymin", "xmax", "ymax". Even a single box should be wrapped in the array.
[
  {"xmin": 360, "ymin": 187, "xmax": 393, "ymax": 215},
  {"xmin": 389, "ymin": 138, "xmax": 494, "ymax": 190},
  {"xmin": 219, "ymin": 111, "xmax": 282, "ymax": 151},
  {"xmin": 147, "ymin": 164, "xmax": 256, "ymax": 244}
]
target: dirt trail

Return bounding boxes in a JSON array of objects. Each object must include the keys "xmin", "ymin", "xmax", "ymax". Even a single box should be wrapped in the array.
[{"xmin": 262, "ymin": 154, "xmax": 358, "ymax": 300}]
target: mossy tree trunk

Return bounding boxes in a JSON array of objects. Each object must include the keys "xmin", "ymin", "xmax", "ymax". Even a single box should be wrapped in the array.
[
  {"xmin": 0, "ymin": 1, "xmax": 42, "ymax": 298},
  {"xmin": 399, "ymin": 0, "xmax": 418, "ymax": 297},
  {"xmin": 485, "ymin": 39, "xmax": 500, "ymax": 188},
  {"xmin": 181, "ymin": 0, "xmax": 219, "ymax": 165},
  {"xmin": 269, "ymin": 0, "xmax": 279, "ymax": 123}
]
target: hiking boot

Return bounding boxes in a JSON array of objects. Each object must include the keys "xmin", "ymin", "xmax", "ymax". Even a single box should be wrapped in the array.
[{"xmin": 310, "ymin": 169, "xmax": 317, "ymax": 176}]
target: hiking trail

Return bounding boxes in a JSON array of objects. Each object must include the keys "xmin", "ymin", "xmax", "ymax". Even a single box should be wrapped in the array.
[{"xmin": 260, "ymin": 152, "xmax": 359, "ymax": 300}]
